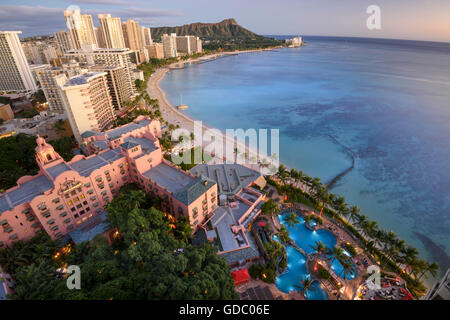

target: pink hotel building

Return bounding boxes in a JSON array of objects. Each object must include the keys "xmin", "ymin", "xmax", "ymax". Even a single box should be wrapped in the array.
[
  {"xmin": 0, "ymin": 116, "xmax": 221, "ymax": 248},
  {"xmin": 0, "ymin": 115, "xmax": 266, "ymax": 266}
]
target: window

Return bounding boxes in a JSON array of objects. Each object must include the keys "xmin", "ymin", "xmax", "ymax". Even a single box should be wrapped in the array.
[
  {"xmin": 22, "ymin": 208, "xmax": 30, "ymax": 214},
  {"xmin": 31, "ymin": 222, "xmax": 40, "ymax": 228},
  {"xmin": 85, "ymin": 182, "xmax": 91, "ymax": 188},
  {"xmin": 60, "ymin": 211, "xmax": 67, "ymax": 217},
  {"xmin": 9, "ymin": 234, "xmax": 18, "ymax": 240},
  {"xmin": 26, "ymin": 216, "xmax": 35, "ymax": 222},
  {"xmin": 64, "ymin": 218, "xmax": 71, "ymax": 224},
  {"xmin": 73, "ymin": 197, "xmax": 80, "ymax": 203},
  {"xmin": 71, "ymin": 190, "xmax": 76, "ymax": 196},
  {"xmin": 193, "ymin": 220, "xmax": 198, "ymax": 225},
  {"xmin": 71, "ymin": 207, "xmax": 76, "ymax": 212},
  {"xmin": 67, "ymin": 224, "xmax": 74, "ymax": 230},
  {"xmin": 39, "ymin": 204, "xmax": 47, "ymax": 211},
  {"xmin": 53, "ymin": 198, "xmax": 60, "ymax": 203},
  {"xmin": 86, "ymin": 207, "xmax": 90, "ymax": 212},
  {"xmin": 83, "ymin": 201, "xmax": 88, "ymax": 205},
  {"xmin": 74, "ymin": 214, "xmax": 79, "ymax": 218},
  {"xmin": 56, "ymin": 205, "xmax": 64, "ymax": 210},
  {"xmin": 47, "ymin": 219, "xmax": 55, "ymax": 225},
  {"xmin": 76, "ymin": 204, "xmax": 82, "ymax": 209},
  {"xmin": 50, "ymin": 225, "xmax": 59, "ymax": 231},
  {"xmin": 42, "ymin": 211, "xmax": 51, "ymax": 218},
  {"xmin": 90, "ymin": 196, "xmax": 96, "ymax": 201},
  {"xmin": 55, "ymin": 232, "xmax": 63, "ymax": 238},
  {"xmin": 87, "ymin": 189, "xmax": 94, "ymax": 194},
  {"xmin": 93, "ymin": 202, "xmax": 99, "ymax": 207},
  {"xmin": 80, "ymin": 210, "xmax": 85, "ymax": 215}
]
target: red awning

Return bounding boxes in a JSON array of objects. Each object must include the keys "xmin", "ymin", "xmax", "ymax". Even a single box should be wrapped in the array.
[
  {"xmin": 258, "ymin": 222, "xmax": 266, "ymax": 227},
  {"xmin": 231, "ymin": 269, "xmax": 250, "ymax": 286}
]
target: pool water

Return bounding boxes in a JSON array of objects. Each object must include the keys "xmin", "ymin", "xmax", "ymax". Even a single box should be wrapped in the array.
[
  {"xmin": 278, "ymin": 211, "xmax": 357, "ymax": 280},
  {"xmin": 275, "ymin": 245, "xmax": 328, "ymax": 300}
]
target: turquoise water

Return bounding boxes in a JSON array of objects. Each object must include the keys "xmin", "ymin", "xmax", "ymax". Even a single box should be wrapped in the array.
[
  {"xmin": 274, "ymin": 245, "xmax": 328, "ymax": 300},
  {"xmin": 278, "ymin": 212, "xmax": 357, "ymax": 280},
  {"xmin": 161, "ymin": 37, "xmax": 450, "ymax": 276}
]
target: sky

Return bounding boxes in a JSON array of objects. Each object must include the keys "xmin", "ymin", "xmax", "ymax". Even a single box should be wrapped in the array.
[{"xmin": 0, "ymin": 0, "xmax": 449, "ymax": 42}]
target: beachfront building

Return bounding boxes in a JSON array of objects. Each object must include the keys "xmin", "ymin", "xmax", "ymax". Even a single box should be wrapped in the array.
[
  {"xmin": 89, "ymin": 65, "xmax": 134, "ymax": 111},
  {"xmin": 65, "ymin": 45, "xmax": 137, "ymax": 98},
  {"xmin": 176, "ymin": 36, "xmax": 203, "ymax": 55},
  {"xmin": 0, "ymin": 31, "xmax": 38, "ymax": 93},
  {"xmin": 146, "ymin": 43, "xmax": 164, "ymax": 59},
  {"xmin": 122, "ymin": 20, "xmax": 144, "ymax": 51},
  {"xmin": 98, "ymin": 14, "xmax": 126, "ymax": 49},
  {"xmin": 141, "ymin": 27, "xmax": 153, "ymax": 46},
  {"xmin": 37, "ymin": 61, "xmax": 88, "ymax": 113},
  {"xmin": 162, "ymin": 33, "xmax": 178, "ymax": 58},
  {"xmin": 0, "ymin": 116, "xmax": 213, "ymax": 247},
  {"xmin": 56, "ymin": 72, "xmax": 115, "ymax": 143},
  {"xmin": 64, "ymin": 9, "xmax": 98, "ymax": 50}
]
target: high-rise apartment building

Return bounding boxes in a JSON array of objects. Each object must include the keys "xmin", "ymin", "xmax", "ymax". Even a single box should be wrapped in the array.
[
  {"xmin": 90, "ymin": 65, "xmax": 134, "ymax": 111},
  {"xmin": 56, "ymin": 72, "xmax": 115, "ymax": 143},
  {"xmin": 37, "ymin": 67, "xmax": 65, "ymax": 112},
  {"xmin": 64, "ymin": 9, "xmax": 98, "ymax": 50},
  {"xmin": 141, "ymin": 27, "xmax": 152, "ymax": 46},
  {"xmin": 65, "ymin": 45, "xmax": 137, "ymax": 99},
  {"xmin": 0, "ymin": 31, "xmax": 38, "ymax": 93},
  {"xmin": 162, "ymin": 33, "xmax": 177, "ymax": 58},
  {"xmin": 54, "ymin": 30, "xmax": 72, "ymax": 53},
  {"xmin": 146, "ymin": 43, "xmax": 164, "ymax": 59},
  {"xmin": 98, "ymin": 14, "xmax": 126, "ymax": 49},
  {"xmin": 96, "ymin": 27, "xmax": 105, "ymax": 48},
  {"xmin": 122, "ymin": 20, "xmax": 143, "ymax": 51}
]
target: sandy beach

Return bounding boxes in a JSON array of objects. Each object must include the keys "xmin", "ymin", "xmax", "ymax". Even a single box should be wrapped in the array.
[{"xmin": 146, "ymin": 49, "xmax": 281, "ymax": 173}]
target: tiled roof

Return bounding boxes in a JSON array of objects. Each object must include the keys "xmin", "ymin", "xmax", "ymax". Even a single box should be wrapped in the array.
[{"xmin": 173, "ymin": 176, "xmax": 216, "ymax": 205}]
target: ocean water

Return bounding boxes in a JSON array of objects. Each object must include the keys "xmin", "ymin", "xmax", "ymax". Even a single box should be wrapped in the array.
[{"xmin": 160, "ymin": 37, "xmax": 450, "ymax": 278}]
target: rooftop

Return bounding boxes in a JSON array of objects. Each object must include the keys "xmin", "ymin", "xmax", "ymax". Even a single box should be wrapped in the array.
[
  {"xmin": 65, "ymin": 72, "xmax": 105, "ymax": 86},
  {"xmin": 190, "ymin": 163, "xmax": 262, "ymax": 196},
  {"xmin": 123, "ymin": 136, "xmax": 157, "ymax": 154},
  {"xmin": 46, "ymin": 162, "xmax": 72, "ymax": 180},
  {"xmin": 0, "ymin": 175, "xmax": 54, "ymax": 213},
  {"xmin": 105, "ymin": 118, "xmax": 151, "ymax": 140},
  {"xmin": 70, "ymin": 148, "xmax": 123, "ymax": 177},
  {"xmin": 143, "ymin": 162, "xmax": 194, "ymax": 194}
]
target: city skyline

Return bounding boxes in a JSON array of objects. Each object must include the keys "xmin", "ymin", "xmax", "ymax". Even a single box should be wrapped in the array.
[{"xmin": 0, "ymin": 0, "xmax": 448, "ymax": 43}]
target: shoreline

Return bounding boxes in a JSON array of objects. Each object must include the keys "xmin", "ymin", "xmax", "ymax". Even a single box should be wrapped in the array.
[{"xmin": 147, "ymin": 49, "xmax": 282, "ymax": 174}]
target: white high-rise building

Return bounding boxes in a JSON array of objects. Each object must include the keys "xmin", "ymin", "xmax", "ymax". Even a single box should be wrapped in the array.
[
  {"xmin": 162, "ymin": 33, "xmax": 177, "ymax": 58},
  {"xmin": 98, "ymin": 14, "xmax": 126, "ymax": 49},
  {"xmin": 64, "ymin": 9, "xmax": 98, "ymax": 50},
  {"xmin": 0, "ymin": 31, "xmax": 38, "ymax": 93},
  {"xmin": 56, "ymin": 72, "xmax": 115, "ymax": 143},
  {"xmin": 65, "ymin": 44, "xmax": 137, "ymax": 98},
  {"xmin": 141, "ymin": 27, "xmax": 153, "ymax": 46},
  {"xmin": 122, "ymin": 20, "xmax": 143, "ymax": 51}
]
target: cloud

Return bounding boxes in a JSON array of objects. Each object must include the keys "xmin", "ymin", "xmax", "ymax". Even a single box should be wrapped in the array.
[
  {"xmin": 0, "ymin": 4, "xmax": 183, "ymax": 36},
  {"xmin": 70, "ymin": 0, "xmax": 140, "ymax": 5}
]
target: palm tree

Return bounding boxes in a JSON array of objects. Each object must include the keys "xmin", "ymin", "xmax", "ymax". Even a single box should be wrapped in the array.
[
  {"xmin": 418, "ymin": 262, "xmax": 439, "ymax": 280},
  {"xmin": 348, "ymin": 206, "xmax": 360, "ymax": 223},
  {"xmin": 310, "ymin": 241, "xmax": 329, "ymax": 258},
  {"xmin": 285, "ymin": 212, "xmax": 300, "ymax": 230},
  {"xmin": 339, "ymin": 260, "xmax": 355, "ymax": 280},
  {"xmin": 277, "ymin": 226, "xmax": 290, "ymax": 245},
  {"xmin": 329, "ymin": 246, "xmax": 345, "ymax": 266},
  {"xmin": 295, "ymin": 276, "xmax": 315, "ymax": 299}
]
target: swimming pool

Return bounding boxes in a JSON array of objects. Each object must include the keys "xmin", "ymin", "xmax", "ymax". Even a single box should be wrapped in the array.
[
  {"xmin": 278, "ymin": 211, "xmax": 357, "ymax": 279},
  {"xmin": 275, "ymin": 245, "xmax": 328, "ymax": 300}
]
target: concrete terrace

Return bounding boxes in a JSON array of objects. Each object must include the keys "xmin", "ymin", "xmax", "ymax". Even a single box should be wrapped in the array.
[
  {"xmin": 143, "ymin": 162, "xmax": 194, "ymax": 193},
  {"xmin": 190, "ymin": 164, "xmax": 262, "ymax": 196},
  {"xmin": 105, "ymin": 118, "xmax": 151, "ymax": 140},
  {"xmin": 0, "ymin": 175, "xmax": 54, "ymax": 212},
  {"xmin": 70, "ymin": 149, "xmax": 124, "ymax": 177}
]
